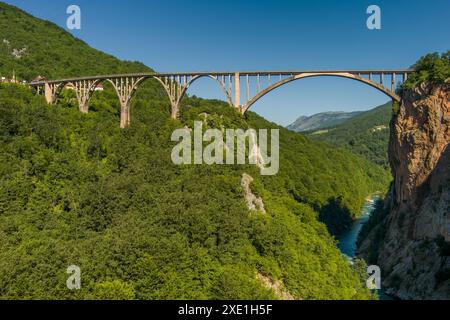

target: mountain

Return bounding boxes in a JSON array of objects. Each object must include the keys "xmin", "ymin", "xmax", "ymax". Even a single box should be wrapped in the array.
[
  {"xmin": 287, "ymin": 111, "xmax": 362, "ymax": 132},
  {"xmin": 308, "ymin": 102, "xmax": 393, "ymax": 168},
  {"xmin": 0, "ymin": 2, "xmax": 389, "ymax": 300}
]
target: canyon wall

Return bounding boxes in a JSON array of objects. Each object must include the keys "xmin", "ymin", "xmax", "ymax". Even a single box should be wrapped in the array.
[{"xmin": 360, "ymin": 83, "xmax": 450, "ymax": 299}]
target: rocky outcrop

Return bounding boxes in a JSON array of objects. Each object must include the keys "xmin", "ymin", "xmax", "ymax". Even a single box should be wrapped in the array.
[
  {"xmin": 241, "ymin": 174, "xmax": 266, "ymax": 213},
  {"xmin": 360, "ymin": 83, "xmax": 450, "ymax": 299},
  {"xmin": 256, "ymin": 273, "xmax": 295, "ymax": 300}
]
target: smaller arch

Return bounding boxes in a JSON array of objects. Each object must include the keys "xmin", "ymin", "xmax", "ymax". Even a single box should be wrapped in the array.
[
  {"xmin": 151, "ymin": 74, "xmax": 233, "ymax": 119},
  {"xmin": 151, "ymin": 76, "xmax": 179, "ymax": 105},
  {"xmin": 54, "ymin": 81, "xmax": 69, "ymax": 97},
  {"xmin": 60, "ymin": 81, "xmax": 80, "ymax": 108},
  {"xmin": 45, "ymin": 81, "xmax": 75, "ymax": 104},
  {"xmin": 241, "ymin": 72, "xmax": 401, "ymax": 114},
  {"xmin": 178, "ymin": 75, "xmax": 233, "ymax": 107},
  {"xmin": 104, "ymin": 76, "xmax": 150, "ymax": 105},
  {"xmin": 50, "ymin": 80, "xmax": 100, "ymax": 109},
  {"xmin": 83, "ymin": 76, "xmax": 176, "ymax": 127},
  {"xmin": 104, "ymin": 76, "xmax": 158, "ymax": 128}
]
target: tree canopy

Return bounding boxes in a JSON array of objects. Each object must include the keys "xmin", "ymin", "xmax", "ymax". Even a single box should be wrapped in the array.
[{"xmin": 403, "ymin": 51, "xmax": 450, "ymax": 90}]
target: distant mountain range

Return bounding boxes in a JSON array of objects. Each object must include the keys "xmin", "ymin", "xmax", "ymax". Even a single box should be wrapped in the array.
[{"xmin": 287, "ymin": 111, "xmax": 363, "ymax": 132}]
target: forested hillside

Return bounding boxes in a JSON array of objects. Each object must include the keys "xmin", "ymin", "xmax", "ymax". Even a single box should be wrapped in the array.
[
  {"xmin": 308, "ymin": 103, "xmax": 393, "ymax": 168},
  {"xmin": 0, "ymin": 2, "xmax": 389, "ymax": 300},
  {"xmin": 0, "ymin": 83, "xmax": 388, "ymax": 299},
  {"xmin": 0, "ymin": 2, "xmax": 150, "ymax": 80}
]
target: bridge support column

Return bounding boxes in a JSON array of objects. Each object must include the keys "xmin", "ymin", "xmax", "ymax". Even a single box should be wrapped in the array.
[
  {"xmin": 120, "ymin": 101, "xmax": 131, "ymax": 129},
  {"xmin": 44, "ymin": 82, "xmax": 57, "ymax": 105},
  {"xmin": 234, "ymin": 72, "xmax": 240, "ymax": 109},
  {"xmin": 392, "ymin": 73, "xmax": 396, "ymax": 92},
  {"xmin": 154, "ymin": 76, "xmax": 187, "ymax": 120},
  {"xmin": 109, "ymin": 77, "xmax": 146, "ymax": 128},
  {"xmin": 74, "ymin": 80, "xmax": 97, "ymax": 114},
  {"xmin": 79, "ymin": 102, "xmax": 89, "ymax": 114},
  {"xmin": 171, "ymin": 102, "xmax": 179, "ymax": 120}
]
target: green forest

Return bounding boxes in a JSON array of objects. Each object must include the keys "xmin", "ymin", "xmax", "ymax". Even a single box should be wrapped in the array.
[
  {"xmin": 0, "ymin": 2, "xmax": 151, "ymax": 80},
  {"xmin": 0, "ymin": 82, "xmax": 388, "ymax": 299},
  {"xmin": 0, "ymin": 2, "xmax": 394, "ymax": 300}
]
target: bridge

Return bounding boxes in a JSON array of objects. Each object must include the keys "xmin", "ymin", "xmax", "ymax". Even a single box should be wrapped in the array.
[{"xmin": 30, "ymin": 70, "xmax": 413, "ymax": 128}]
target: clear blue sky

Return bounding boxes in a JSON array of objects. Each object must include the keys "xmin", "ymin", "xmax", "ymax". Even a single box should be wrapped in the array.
[{"xmin": 5, "ymin": 0, "xmax": 450, "ymax": 125}]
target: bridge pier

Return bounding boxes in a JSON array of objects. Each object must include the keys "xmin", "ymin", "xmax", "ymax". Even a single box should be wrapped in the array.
[
  {"xmin": 120, "ymin": 101, "xmax": 131, "ymax": 129},
  {"xmin": 234, "ymin": 72, "xmax": 240, "ymax": 109},
  {"xmin": 171, "ymin": 103, "xmax": 179, "ymax": 120},
  {"xmin": 44, "ymin": 83, "xmax": 57, "ymax": 104},
  {"xmin": 79, "ymin": 101, "xmax": 89, "ymax": 114},
  {"xmin": 74, "ymin": 80, "xmax": 97, "ymax": 114},
  {"xmin": 153, "ymin": 76, "xmax": 187, "ymax": 120},
  {"xmin": 108, "ymin": 77, "xmax": 143, "ymax": 128}
]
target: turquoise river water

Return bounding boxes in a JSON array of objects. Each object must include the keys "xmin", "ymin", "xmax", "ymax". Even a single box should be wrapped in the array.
[{"xmin": 336, "ymin": 196, "xmax": 394, "ymax": 300}]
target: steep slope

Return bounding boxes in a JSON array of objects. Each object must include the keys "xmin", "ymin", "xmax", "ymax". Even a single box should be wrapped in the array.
[
  {"xmin": 359, "ymin": 83, "xmax": 450, "ymax": 299},
  {"xmin": 0, "ymin": 84, "xmax": 386, "ymax": 299},
  {"xmin": 287, "ymin": 111, "xmax": 362, "ymax": 132},
  {"xmin": 0, "ymin": 2, "xmax": 390, "ymax": 299},
  {"xmin": 309, "ymin": 102, "xmax": 393, "ymax": 168},
  {"xmin": 0, "ymin": 2, "xmax": 151, "ymax": 79},
  {"xmin": 357, "ymin": 47, "xmax": 450, "ymax": 301}
]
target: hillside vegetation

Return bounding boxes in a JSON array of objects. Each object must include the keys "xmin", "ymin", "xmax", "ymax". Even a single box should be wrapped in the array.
[
  {"xmin": 402, "ymin": 51, "xmax": 450, "ymax": 90},
  {"xmin": 308, "ymin": 102, "xmax": 393, "ymax": 168},
  {"xmin": 0, "ymin": 2, "xmax": 151, "ymax": 80},
  {"xmin": 0, "ymin": 2, "xmax": 389, "ymax": 299},
  {"xmin": 0, "ymin": 83, "xmax": 389, "ymax": 299}
]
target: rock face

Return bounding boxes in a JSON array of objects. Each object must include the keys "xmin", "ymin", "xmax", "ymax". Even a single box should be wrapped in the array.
[
  {"xmin": 256, "ymin": 273, "xmax": 295, "ymax": 300},
  {"xmin": 241, "ymin": 174, "xmax": 266, "ymax": 214},
  {"xmin": 361, "ymin": 83, "xmax": 450, "ymax": 299}
]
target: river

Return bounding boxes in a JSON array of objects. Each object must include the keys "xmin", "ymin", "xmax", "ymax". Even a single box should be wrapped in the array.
[
  {"xmin": 336, "ymin": 195, "xmax": 394, "ymax": 300},
  {"xmin": 336, "ymin": 196, "xmax": 378, "ymax": 258}
]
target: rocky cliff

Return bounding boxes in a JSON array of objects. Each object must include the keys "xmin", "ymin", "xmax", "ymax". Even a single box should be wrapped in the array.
[{"xmin": 360, "ymin": 83, "xmax": 450, "ymax": 299}]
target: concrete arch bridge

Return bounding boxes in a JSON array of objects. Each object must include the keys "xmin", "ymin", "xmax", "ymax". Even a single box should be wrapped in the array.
[{"xmin": 30, "ymin": 70, "xmax": 413, "ymax": 128}]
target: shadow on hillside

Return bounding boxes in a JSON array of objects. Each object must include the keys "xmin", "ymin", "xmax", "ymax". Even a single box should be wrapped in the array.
[{"xmin": 318, "ymin": 197, "xmax": 354, "ymax": 237}]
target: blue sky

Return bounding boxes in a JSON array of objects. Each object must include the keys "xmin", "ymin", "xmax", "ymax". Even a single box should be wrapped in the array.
[{"xmin": 5, "ymin": 0, "xmax": 450, "ymax": 125}]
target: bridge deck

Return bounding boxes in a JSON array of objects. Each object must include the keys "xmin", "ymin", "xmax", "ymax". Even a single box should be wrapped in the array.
[{"xmin": 30, "ymin": 69, "xmax": 414, "ymax": 85}]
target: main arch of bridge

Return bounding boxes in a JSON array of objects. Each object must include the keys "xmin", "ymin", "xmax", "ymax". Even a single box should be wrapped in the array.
[{"xmin": 32, "ymin": 70, "xmax": 412, "ymax": 128}]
